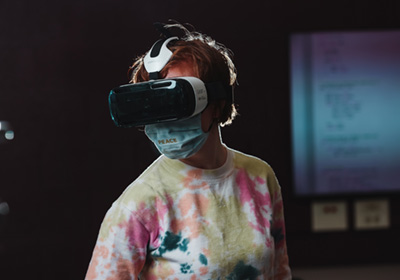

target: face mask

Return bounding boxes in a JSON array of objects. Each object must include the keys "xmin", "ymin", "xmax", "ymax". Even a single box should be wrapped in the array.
[{"xmin": 145, "ymin": 114, "xmax": 209, "ymax": 159}]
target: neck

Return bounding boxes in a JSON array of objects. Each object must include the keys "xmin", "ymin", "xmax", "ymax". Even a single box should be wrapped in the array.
[{"xmin": 179, "ymin": 125, "xmax": 227, "ymax": 169}]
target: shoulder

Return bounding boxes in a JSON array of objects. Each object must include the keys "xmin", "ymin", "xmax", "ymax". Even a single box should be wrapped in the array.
[
  {"xmin": 99, "ymin": 156, "xmax": 175, "ymax": 235},
  {"xmin": 115, "ymin": 155, "xmax": 167, "ymax": 209},
  {"xmin": 230, "ymin": 148, "xmax": 275, "ymax": 177},
  {"xmin": 114, "ymin": 155, "xmax": 187, "ymax": 209},
  {"xmin": 230, "ymin": 148, "xmax": 282, "ymax": 195}
]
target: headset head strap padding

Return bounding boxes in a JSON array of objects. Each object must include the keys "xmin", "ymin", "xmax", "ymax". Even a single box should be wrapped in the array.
[{"xmin": 143, "ymin": 36, "xmax": 178, "ymax": 80}]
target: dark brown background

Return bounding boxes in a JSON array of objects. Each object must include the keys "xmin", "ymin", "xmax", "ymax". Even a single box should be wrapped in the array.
[{"xmin": 1, "ymin": 0, "xmax": 400, "ymax": 279}]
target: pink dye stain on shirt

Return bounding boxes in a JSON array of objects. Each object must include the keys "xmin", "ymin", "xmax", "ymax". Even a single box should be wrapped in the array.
[{"xmin": 236, "ymin": 169, "xmax": 272, "ymax": 235}]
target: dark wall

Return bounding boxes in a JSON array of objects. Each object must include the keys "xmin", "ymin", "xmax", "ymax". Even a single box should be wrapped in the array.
[{"xmin": 1, "ymin": 0, "xmax": 400, "ymax": 279}]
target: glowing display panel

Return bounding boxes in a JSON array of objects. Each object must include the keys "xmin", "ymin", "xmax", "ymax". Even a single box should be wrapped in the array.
[{"xmin": 290, "ymin": 30, "xmax": 400, "ymax": 195}]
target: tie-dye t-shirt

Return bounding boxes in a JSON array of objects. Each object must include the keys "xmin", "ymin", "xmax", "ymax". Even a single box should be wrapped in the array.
[{"xmin": 85, "ymin": 148, "xmax": 291, "ymax": 279}]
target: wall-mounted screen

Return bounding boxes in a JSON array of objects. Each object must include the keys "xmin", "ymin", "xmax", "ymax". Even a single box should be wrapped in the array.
[{"xmin": 290, "ymin": 30, "xmax": 400, "ymax": 196}]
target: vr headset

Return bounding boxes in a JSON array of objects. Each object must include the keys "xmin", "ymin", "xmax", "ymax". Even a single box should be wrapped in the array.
[{"xmin": 109, "ymin": 34, "xmax": 232, "ymax": 127}]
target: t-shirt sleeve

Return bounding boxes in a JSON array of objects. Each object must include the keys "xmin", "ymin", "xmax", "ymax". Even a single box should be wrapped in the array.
[
  {"xmin": 85, "ymin": 202, "xmax": 150, "ymax": 279},
  {"xmin": 268, "ymin": 172, "xmax": 292, "ymax": 279}
]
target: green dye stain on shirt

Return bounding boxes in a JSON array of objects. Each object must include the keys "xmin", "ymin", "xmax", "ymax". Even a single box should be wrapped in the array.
[
  {"xmin": 158, "ymin": 231, "xmax": 190, "ymax": 256},
  {"xmin": 179, "ymin": 236, "xmax": 189, "ymax": 252},
  {"xmin": 180, "ymin": 263, "xmax": 193, "ymax": 274},
  {"xmin": 227, "ymin": 261, "xmax": 260, "ymax": 280},
  {"xmin": 199, "ymin": 253, "xmax": 208, "ymax": 266}
]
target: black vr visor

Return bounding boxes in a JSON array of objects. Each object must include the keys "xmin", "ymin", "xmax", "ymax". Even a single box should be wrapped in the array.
[{"xmin": 109, "ymin": 77, "xmax": 230, "ymax": 127}]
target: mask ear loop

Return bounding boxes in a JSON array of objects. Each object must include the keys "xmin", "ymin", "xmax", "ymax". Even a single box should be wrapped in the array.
[
  {"xmin": 203, "ymin": 102, "xmax": 223, "ymax": 133},
  {"xmin": 205, "ymin": 119, "xmax": 215, "ymax": 133}
]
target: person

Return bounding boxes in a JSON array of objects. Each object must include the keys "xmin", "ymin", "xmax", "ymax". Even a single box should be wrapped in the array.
[{"xmin": 85, "ymin": 22, "xmax": 291, "ymax": 279}]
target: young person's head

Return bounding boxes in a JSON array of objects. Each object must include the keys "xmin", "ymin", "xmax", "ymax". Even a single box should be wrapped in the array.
[{"xmin": 129, "ymin": 23, "xmax": 238, "ymax": 126}]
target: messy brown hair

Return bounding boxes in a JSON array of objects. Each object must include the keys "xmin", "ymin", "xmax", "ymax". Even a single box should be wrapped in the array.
[{"xmin": 129, "ymin": 23, "xmax": 238, "ymax": 126}]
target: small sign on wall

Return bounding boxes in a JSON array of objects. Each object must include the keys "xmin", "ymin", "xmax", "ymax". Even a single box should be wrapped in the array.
[
  {"xmin": 354, "ymin": 199, "xmax": 390, "ymax": 230},
  {"xmin": 312, "ymin": 201, "xmax": 348, "ymax": 232}
]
